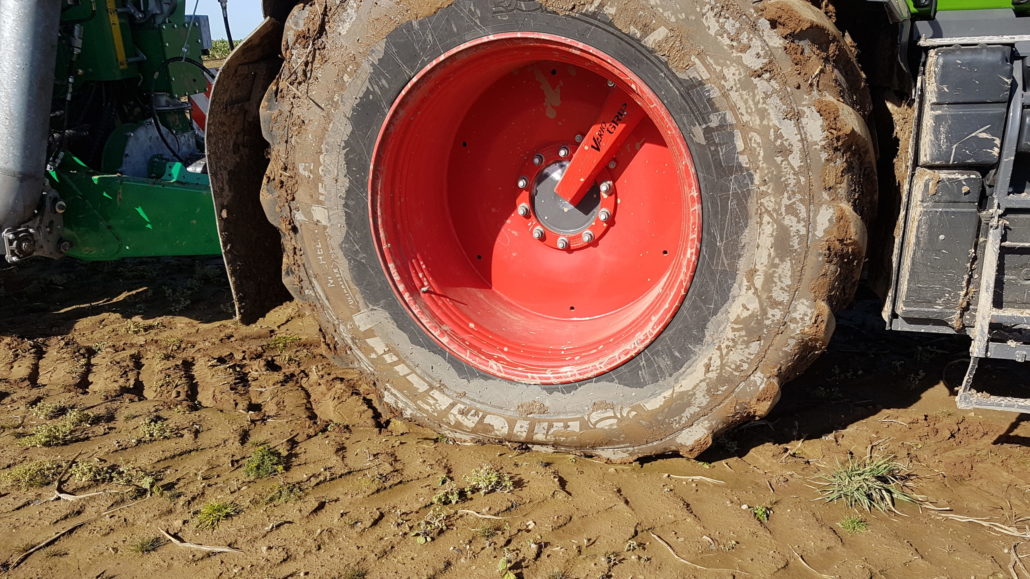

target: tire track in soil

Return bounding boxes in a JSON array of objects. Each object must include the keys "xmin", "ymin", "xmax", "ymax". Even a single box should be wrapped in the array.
[{"xmin": 0, "ymin": 258, "xmax": 1027, "ymax": 578}]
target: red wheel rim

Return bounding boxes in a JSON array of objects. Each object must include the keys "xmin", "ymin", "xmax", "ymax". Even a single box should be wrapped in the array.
[{"xmin": 369, "ymin": 33, "xmax": 702, "ymax": 384}]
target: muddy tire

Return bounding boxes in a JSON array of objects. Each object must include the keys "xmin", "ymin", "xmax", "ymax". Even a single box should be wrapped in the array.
[{"xmin": 260, "ymin": 0, "xmax": 874, "ymax": 461}]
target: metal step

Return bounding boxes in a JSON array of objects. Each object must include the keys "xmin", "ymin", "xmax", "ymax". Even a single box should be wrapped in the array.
[{"xmin": 957, "ymin": 358, "xmax": 1030, "ymax": 412}]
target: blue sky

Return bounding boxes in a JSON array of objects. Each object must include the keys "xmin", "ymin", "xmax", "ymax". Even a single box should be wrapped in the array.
[{"xmin": 191, "ymin": 0, "xmax": 264, "ymax": 41}]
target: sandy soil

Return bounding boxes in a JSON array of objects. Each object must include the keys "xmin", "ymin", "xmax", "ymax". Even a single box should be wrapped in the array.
[{"xmin": 0, "ymin": 257, "xmax": 1027, "ymax": 578}]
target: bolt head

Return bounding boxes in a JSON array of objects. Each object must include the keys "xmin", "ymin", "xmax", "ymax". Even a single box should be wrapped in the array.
[
  {"xmin": 607, "ymin": 80, "xmax": 615, "ymax": 87},
  {"xmin": 517, "ymin": 177, "xmax": 529, "ymax": 189},
  {"xmin": 599, "ymin": 181, "xmax": 612, "ymax": 195},
  {"xmin": 607, "ymin": 160, "xmax": 617, "ymax": 169},
  {"xmin": 582, "ymin": 231, "xmax": 594, "ymax": 243},
  {"xmin": 557, "ymin": 237, "xmax": 569, "ymax": 250},
  {"xmin": 558, "ymin": 147, "xmax": 570, "ymax": 158},
  {"xmin": 533, "ymin": 154, "xmax": 544, "ymax": 166},
  {"xmin": 54, "ymin": 200, "xmax": 67, "ymax": 214},
  {"xmin": 517, "ymin": 203, "xmax": 531, "ymax": 217},
  {"xmin": 599, "ymin": 209, "xmax": 611, "ymax": 222},
  {"xmin": 58, "ymin": 240, "xmax": 72, "ymax": 253},
  {"xmin": 574, "ymin": 134, "xmax": 584, "ymax": 143},
  {"xmin": 532, "ymin": 227, "xmax": 545, "ymax": 240}
]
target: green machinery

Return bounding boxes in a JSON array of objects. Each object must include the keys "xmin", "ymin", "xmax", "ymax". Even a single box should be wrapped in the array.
[{"xmin": 0, "ymin": 0, "xmax": 219, "ymax": 264}]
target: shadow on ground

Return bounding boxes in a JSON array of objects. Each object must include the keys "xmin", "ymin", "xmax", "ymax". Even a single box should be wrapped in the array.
[{"xmin": 0, "ymin": 256, "xmax": 233, "ymax": 339}]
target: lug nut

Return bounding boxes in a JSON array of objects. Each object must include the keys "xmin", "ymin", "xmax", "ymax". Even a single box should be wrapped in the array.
[
  {"xmin": 582, "ymin": 231, "xmax": 594, "ymax": 243},
  {"xmin": 517, "ymin": 203, "xmax": 531, "ymax": 217},
  {"xmin": 558, "ymin": 147, "xmax": 570, "ymax": 158},
  {"xmin": 517, "ymin": 176, "xmax": 528, "ymax": 189},
  {"xmin": 599, "ymin": 209, "xmax": 611, "ymax": 222},
  {"xmin": 599, "ymin": 181, "xmax": 613, "ymax": 195},
  {"xmin": 557, "ymin": 237, "xmax": 569, "ymax": 250},
  {"xmin": 532, "ymin": 227, "xmax": 545, "ymax": 240},
  {"xmin": 533, "ymin": 154, "xmax": 544, "ymax": 166}
]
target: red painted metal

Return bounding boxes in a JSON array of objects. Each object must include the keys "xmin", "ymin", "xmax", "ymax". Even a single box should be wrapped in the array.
[
  {"xmin": 369, "ymin": 33, "xmax": 702, "ymax": 384},
  {"xmin": 554, "ymin": 91, "xmax": 643, "ymax": 205}
]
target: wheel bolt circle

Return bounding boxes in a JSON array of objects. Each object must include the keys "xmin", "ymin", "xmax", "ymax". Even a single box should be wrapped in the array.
[
  {"xmin": 557, "ymin": 237, "xmax": 569, "ymax": 250},
  {"xmin": 517, "ymin": 203, "xmax": 530, "ymax": 217},
  {"xmin": 533, "ymin": 227, "xmax": 545, "ymax": 240}
]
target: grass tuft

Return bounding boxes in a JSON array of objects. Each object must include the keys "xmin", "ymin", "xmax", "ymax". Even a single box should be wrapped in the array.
[
  {"xmin": 266, "ymin": 334, "xmax": 301, "ymax": 353},
  {"xmin": 264, "ymin": 482, "xmax": 303, "ymax": 505},
  {"xmin": 818, "ymin": 456, "xmax": 916, "ymax": 512},
  {"xmin": 129, "ymin": 536, "xmax": 162, "ymax": 555},
  {"xmin": 838, "ymin": 516, "xmax": 869, "ymax": 534},
  {"xmin": 244, "ymin": 445, "xmax": 286, "ymax": 479},
  {"xmin": 195, "ymin": 501, "xmax": 242, "ymax": 529}
]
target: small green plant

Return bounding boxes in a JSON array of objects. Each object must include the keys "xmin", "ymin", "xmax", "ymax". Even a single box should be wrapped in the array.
[
  {"xmin": 68, "ymin": 460, "xmax": 159, "ymax": 495},
  {"xmin": 130, "ymin": 536, "xmax": 162, "ymax": 555},
  {"xmin": 136, "ymin": 415, "xmax": 177, "ymax": 443},
  {"xmin": 29, "ymin": 401, "xmax": 67, "ymax": 420},
  {"xmin": 195, "ymin": 502, "xmax": 242, "ymax": 530},
  {"xmin": 1, "ymin": 460, "xmax": 64, "ymax": 489},
  {"xmin": 266, "ymin": 334, "xmax": 301, "ymax": 353},
  {"xmin": 497, "ymin": 550, "xmax": 519, "ymax": 579},
  {"xmin": 464, "ymin": 465, "xmax": 514, "ymax": 495},
  {"xmin": 751, "ymin": 505, "xmax": 771, "ymax": 522},
  {"xmin": 475, "ymin": 523, "xmax": 503, "ymax": 539},
  {"xmin": 341, "ymin": 568, "xmax": 368, "ymax": 579},
  {"xmin": 838, "ymin": 516, "xmax": 869, "ymax": 534},
  {"xmin": 127, "ymin": 319, "xmax": 162, "ymax": 335},
  {"xmin": 432, "ymin": 484, "xmax": 464, "ymax": 506},
  {"xmin": 264, "ymin": 482, "xmax": 303, "ymax": 505},
  {"xmin": 19, "ymin": 421, "xmax": 78, "ymax": 447},
  {"xmin": 244, "ymin": 445, "xmax": 286, "ymax": 479},
  {"xmin": 818, "ymin": 456, "xmax": 916, "ymax": 512},
  {"xmin": 411, "ymin": 508, "xmax": 449, "ymax": 544}
]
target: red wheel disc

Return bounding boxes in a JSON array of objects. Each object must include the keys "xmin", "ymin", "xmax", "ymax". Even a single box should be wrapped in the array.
[{"xmin": 369, "ymin": 33, "xmax": 702, "ymax": 384}]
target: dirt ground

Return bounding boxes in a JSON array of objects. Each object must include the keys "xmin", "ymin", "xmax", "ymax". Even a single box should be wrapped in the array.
[{"xmin": 0, "ymin": 257, "xmax": 1027, "ymax": 578}]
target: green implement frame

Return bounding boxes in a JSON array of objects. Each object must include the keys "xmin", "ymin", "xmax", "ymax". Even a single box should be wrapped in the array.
[
  {"xmin": 50, "ymin": 156, "xmax": 221, "ymax": 261},
  {"xmin": 908, "ymin": 0, "xmax": 1030, "ymax": 14}
]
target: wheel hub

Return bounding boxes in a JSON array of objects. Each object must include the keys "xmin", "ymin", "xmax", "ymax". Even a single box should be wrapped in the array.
[
  {"xmin": 533, "ymin": 162, "xmax": 597, "ymax": 235},
  {"xmin": 514, "ymin": 144, "xmax": 617, "ymax": 251}
]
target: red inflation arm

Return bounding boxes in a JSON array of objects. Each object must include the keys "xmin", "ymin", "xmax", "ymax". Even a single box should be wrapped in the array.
[{"xmin": 554, "ymin": 87, "xmax": 644, "ymax": 205}]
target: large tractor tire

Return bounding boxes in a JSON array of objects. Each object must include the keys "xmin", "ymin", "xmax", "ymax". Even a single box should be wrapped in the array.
[{"xmin": 259, "ymin": 0, "xmax": 874, "ymax": 461}]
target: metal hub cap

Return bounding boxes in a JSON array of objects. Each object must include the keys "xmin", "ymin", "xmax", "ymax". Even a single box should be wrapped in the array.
[{"xmin": 369, "ymin": 33, "xmax": 702, "ymax": 384}]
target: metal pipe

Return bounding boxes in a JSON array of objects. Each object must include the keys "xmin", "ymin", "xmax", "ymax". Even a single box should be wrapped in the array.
[{"xmin": 0, "ymin": 0, "xmax": 62, "ymax": 230}]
